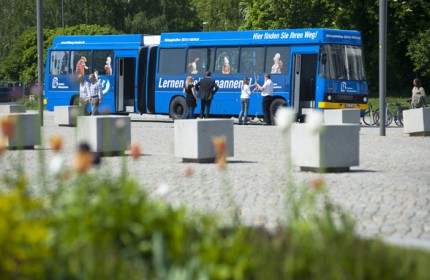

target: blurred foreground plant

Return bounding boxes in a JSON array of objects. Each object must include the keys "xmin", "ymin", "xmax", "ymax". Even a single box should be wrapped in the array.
[
  {"xmin": 0, "ymin": 176, "xmax": 48, "ymax": 279},
  {"xmin": 0, "ymin": 111, "xmax": 430, "ymax": 279}
]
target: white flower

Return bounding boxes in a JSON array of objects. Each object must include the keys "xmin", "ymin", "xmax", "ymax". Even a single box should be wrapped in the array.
[
  {"xmin": 115, "ymin": 118, "xmax": 127, "ymax": 130},
  {"xmin": 306, "ymin": 110, "xmax": 325, "ymax": 133},
  {"xmin": 154, "ymin": 183, "xmax": 170, "ymax": 197},
  {"xmin": 49, "ymin": 154, "xmax": 65, "ymax": 175},
  {"xmin": 275, "ymin": 107, "xmax": 295, "ymax": 131}
]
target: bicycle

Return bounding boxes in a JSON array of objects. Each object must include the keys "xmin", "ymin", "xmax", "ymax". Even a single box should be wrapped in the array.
[
  {"xmin": 373, "ymin": 99, "xmax": 393, "ymax": 127},
  {"xmin": 362, "ymin": 102, "xmax": 377, "ymax": 126},
  {"xmin": 391, "ymin": 101, "xmax": 407, "ymax": 127}
]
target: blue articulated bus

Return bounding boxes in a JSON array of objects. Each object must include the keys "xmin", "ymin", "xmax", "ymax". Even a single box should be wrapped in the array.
[{"xmin": 45, "ymin": 28, "xmax": 368, "ymax": 119}]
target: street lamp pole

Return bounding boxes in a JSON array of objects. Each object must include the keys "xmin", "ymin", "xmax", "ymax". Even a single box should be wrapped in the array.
[
  {"xmin": 379, "ymin": 0, "xmax": 387, "ymax": 136},
  {"xmin": 37, "ymin": 0, "xmax": 44, "ymax": 125}
]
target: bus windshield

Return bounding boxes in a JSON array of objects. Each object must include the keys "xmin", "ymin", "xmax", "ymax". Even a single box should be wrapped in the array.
[{"xmin": 319, "ymin": 44, "xmax": 365, "ymax": 81}]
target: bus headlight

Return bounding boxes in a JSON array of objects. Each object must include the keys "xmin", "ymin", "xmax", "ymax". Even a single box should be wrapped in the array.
[
  {"xmin": 363, "ymin": 96, "xmax": 368, "ymax": 103},
  {"xmin": 327, "ymin": 94, "xmax": 332, "ymax": 101}
]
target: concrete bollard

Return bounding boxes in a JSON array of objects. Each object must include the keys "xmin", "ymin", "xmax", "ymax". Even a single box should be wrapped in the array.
[
  {"xmin": 0, "ymin": 113, "xmax": 40, "ymax": 149},
  {"xmin": 0, "ymin": 104, "xmax": 26, "ymax": 114},
  {"xmin": 174, "ymin": 119, "xmax": 234, "ymax": 163},
  {"xmin": 291, "ymin": 123, "xmax": 360, "ymax": 172},
  {"xmin": 403, "ymin": 108, "xmax": 430, "ymax": 136},
  {"xmin": 76, "ymin": 115, "xmax": 131, "ymax": 154},
  {"xmin": 324, "ymin": 109, "xmax": 361, "ymax": 125},
  {"xmin": 54, "ymin": 106, "xmax": 84, "ymax": 126}
]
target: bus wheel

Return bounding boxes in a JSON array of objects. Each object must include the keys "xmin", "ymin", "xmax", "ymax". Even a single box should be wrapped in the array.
[
  {"xmin": 270, "ymin": 98, "xmax": 287, "ymax": 125},
  {"xmin": 169, "ymin": 96, "xmax": 187, "ymax": 119}
]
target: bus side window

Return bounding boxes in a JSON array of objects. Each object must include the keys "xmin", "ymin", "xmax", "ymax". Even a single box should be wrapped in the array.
[
  {"xmin": 265, "ymin": 46, "xmax": 290, "ymax": 75},
  {"xmin": 93, "ymin": 50, "xmax": 114, "ymax": 75},
  {"xmin": 71, "ymin": 51, "xmax": 92, "ymax": 75},
  {"xmin": 215, "ymin": 48, "xmax": 239, "ymax": 75},
  {"xmin": 50, "ymin": 51, "xmax": 70, "ymax": 75},
  {"xmin": 187, "ymin": 48, "xmax": 215, "ymax": 75},
  {"xmin": 158, "ymin": 49, "xmax": 186, "ymax": 75},
  {"xmin": 239, "ymin": 47, "xmax": 264, "ymax": 75}
]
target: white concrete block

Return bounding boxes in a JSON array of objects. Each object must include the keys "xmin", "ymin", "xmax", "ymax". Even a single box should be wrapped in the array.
[
  {"xmin": 291, "ymin": 123, "xmax": 359, "ymax": 172},
  {"xmin": 324, "ymin": 109, "xmax": 361, "ymax": 125},
  {"xmin": 0, "ymin": 113, "xmax": 40, "ymax": 148},
  {"xmin": 76, "ymin": 115, "xmax": 131, "ymax": 154},
  {"xmin": 174, "ymin": 119, "xmax": 234, "ymax": 162},
  {"xmin": 54, "ymin": 106, "xmax": 84, "ymax": 126},
  {"xmin": 403, "ymin": 108, "xmax": 430, "ymax": 136},
  {"xmin": 0, "ymin": 104, "xmax": 26, "ymax": 114}
]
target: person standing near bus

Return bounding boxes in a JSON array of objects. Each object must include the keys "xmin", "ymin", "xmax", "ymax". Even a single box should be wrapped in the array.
[
  {"xmin": 89, "ymin": 73, "xmax": 103, "ymax": 115},
  {"xmin": 238, "ymin": 77, "xmax": 255, "ymax": 125},
  {"xmin": 411, "ymin": 78, "xmax": 426, "ymax": 108},
  {"xmin": 78, "ymin": 75, "xmax": 90, "ymax": 115},
  {"xmin": 256, "ymin": 74, "xmax": 274, "ymax": 125},
  {"xmin": 183, "ymin": 76, "xmax": 198, "ymax": 119},
  {"xmin": 195, "ymin": 71, "xmax": 219, "ymax": 119}
]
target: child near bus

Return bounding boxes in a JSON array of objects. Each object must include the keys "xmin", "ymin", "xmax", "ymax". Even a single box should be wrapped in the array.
[
  {"xmin": 183, "ymin": 76, "xmax": 198, "ymax": 119},
  {"xmin": 238, "ymin": 77, "xmax": 256, "ymax": 125}
]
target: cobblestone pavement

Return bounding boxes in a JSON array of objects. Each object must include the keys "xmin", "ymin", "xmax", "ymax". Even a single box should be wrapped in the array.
[{"xmin": 2, "ymin": 111, "xmax": 430, "ymax": 250}]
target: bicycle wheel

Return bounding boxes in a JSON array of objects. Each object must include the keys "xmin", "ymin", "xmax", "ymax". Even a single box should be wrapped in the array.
[
  {"xmin": 394, "ymin": 110, "xmax": 404, "ymax": 127},
  {"xmin": 386, "ymin": 110, "xmax": 393, "ymax": 126},
  {"xmin": 373, "ymin": 109, "xmax": 392, "ymax": 127},
  {"xmin": 362, "ymin": 110, "xmax": 373, "ymax": 126},
  {"xmin": 373, "ymin": 109, "xmax": 380, "ymax": 126}
]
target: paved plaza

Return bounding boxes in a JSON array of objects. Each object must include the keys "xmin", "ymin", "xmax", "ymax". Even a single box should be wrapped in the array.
[{"xmin": 2, "ymin": 111, "xmax": 430, "ymax": 250}]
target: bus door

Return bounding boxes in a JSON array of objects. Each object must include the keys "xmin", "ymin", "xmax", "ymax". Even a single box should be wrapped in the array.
[
  {"xmin": 116, "ymin": 57, "xmax": 136, "ymax": 113},
  {"xmin": 292, "ymin": 53, "xmax": 317, "ymax": 120}
]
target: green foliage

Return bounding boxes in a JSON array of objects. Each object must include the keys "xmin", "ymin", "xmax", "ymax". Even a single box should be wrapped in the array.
[
  {"xmin": 0, "ymin": 0, "xmax": 36, "ymax": 59},
  {"xmin": 0, "ymin": 175, "xmax": 48, "ymax": 279},
  {"xmin": 407, "ymin": 28, "xmax": 430, "ymax": 79},
  {"xmin": 44, "ymin": 172, "xmax": 253, "ymax": 279},
  {"xmin": 241, "ymin": 0, "xmax": 336, "ymax": 30},
  {"xmin": 191, "ymin": 0, "xmax": 245, "ymax": 31},
  {"xmin": 0, "ymin": 158, "xmax": 430, "ymax": 278},
  {"xmin": 17, "ymin": 94, "xmax": 41, "ymax": 111},
  {"xmin": 0, "ymin": 25, "xmax": 120, "ymax": 84}
]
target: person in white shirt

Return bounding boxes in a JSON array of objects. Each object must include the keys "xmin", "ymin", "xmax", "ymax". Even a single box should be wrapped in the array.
[
  {"xmin": 78, "ymin": 75, "xmax": 90, "ymax": 115},
  {"xmin": 238, "ymin": 77, "xmax": 256, "ymax": 125},
  {"xmin": 89, "ymin": 73, "xmax": 103, "ymax": 115},
  {"xmin": 256, "ymin": 74, "xmax": 274, "ymax": 125}
]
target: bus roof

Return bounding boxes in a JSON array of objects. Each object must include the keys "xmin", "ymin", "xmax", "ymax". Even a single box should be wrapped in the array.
[
  {"xmin": 159, "ymin": 28, "xmax": 362, "ymax": 47},
  {"xmin": 50, "ymin": 34, "xmax": 160, "ymax": 50}
]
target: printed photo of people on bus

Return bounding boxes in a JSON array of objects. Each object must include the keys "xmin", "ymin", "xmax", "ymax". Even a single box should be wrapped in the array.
[
  {"xmin": 188, "ymin": 57, "xmax": 199, "ymax": 74},
  {"xmin": 271, "ymin": 53, "xmax": 283, "ymax": 74}
]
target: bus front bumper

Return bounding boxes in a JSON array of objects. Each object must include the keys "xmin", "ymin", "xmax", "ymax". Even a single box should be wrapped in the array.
[{"xmin": 318, "ymin": 102, "xmax": 368, "ymax": 110}]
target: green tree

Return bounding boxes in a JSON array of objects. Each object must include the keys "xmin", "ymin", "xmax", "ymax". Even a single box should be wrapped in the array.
[
  {"xmin": 0, "ymin": 25, "xmax": 119, "ymax": 83},
  {"xmin": 407, "ymin": 28, "xmax": 430, "ymax": 79},
  {"xmin": 241, "ymin": 0, "xmax": 335, "ymax": 30},
  {"xmin": 191, "ymin": 0, "xmax": 245, "ymax": 31},
  {"xmin": 0, "ymin": 0, "xmax": 36, "ymax": 63}
]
